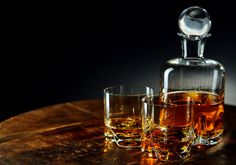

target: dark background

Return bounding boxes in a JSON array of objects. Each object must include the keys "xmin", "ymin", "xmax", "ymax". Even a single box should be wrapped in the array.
[{"xmin": 2, "ymin": 1, "xmax": 236, "ymax": 121}]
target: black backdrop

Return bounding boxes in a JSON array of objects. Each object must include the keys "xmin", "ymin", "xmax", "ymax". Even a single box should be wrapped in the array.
[{"xmin": 2, "ymin": 1, "xmax": 236, "ymax": 121}]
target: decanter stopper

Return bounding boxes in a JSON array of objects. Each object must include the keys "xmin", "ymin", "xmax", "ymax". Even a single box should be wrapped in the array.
[{"xmin": 178, "ymin": 6, "xmax": 211, "ymax": 40}]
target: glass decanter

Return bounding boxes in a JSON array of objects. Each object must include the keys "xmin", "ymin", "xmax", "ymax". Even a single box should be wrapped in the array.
[{"xmin": 159, "ymin": 6, "xmax": 225, "ymax": 146}]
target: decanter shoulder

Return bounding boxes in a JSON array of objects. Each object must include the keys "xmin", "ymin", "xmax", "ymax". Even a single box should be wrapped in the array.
[
  {"xmin": 203, "ymin": 58, "xmax": 225, "ymax": 71},
  {"xmin": 161, "ymin": 57, "xmax": 225, "ymax": 72}
]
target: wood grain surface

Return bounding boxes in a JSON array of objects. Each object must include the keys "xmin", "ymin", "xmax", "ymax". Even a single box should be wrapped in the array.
[{"xmin": 0, "ymin": 100, "xmax": 235, "ymax": 164}]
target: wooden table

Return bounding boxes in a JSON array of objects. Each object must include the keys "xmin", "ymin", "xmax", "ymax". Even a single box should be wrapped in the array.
[{"xmin": 0, "ymin": 100, "xmax": 235, "ymax": 164}]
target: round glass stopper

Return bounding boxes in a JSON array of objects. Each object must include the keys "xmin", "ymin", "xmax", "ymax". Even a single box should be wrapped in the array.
[{"xmin": 178, "ymin": 6, "xmax": 211, "ymax": 39}]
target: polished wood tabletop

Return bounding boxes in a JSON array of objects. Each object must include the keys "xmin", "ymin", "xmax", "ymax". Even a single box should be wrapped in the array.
[{"xmin": 0, "ymin": 99, "xmax": 235, "ymax": 164}]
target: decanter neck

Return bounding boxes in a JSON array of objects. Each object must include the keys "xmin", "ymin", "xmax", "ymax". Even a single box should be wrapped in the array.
[{"xmin": 181, "ymin": 37, "xmax": 206, "ymax": 58}]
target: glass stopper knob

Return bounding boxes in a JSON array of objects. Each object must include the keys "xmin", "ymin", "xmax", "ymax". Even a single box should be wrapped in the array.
[{"xmin": 178, "ymin": 6, "xmax": 211, "ymax": 40}]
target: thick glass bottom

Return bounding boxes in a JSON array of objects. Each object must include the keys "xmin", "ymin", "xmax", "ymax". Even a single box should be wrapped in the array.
[
  {"xmin": 194, "ymin": 133, "xmax": 223, "ymax": 146},
  {"xmin": 105, "ymin": 131, "xmax": 141, "ymax": 149},
  {"xmin": 105, "ymin": 137, "xmax": 141, "ymax": 149}
]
